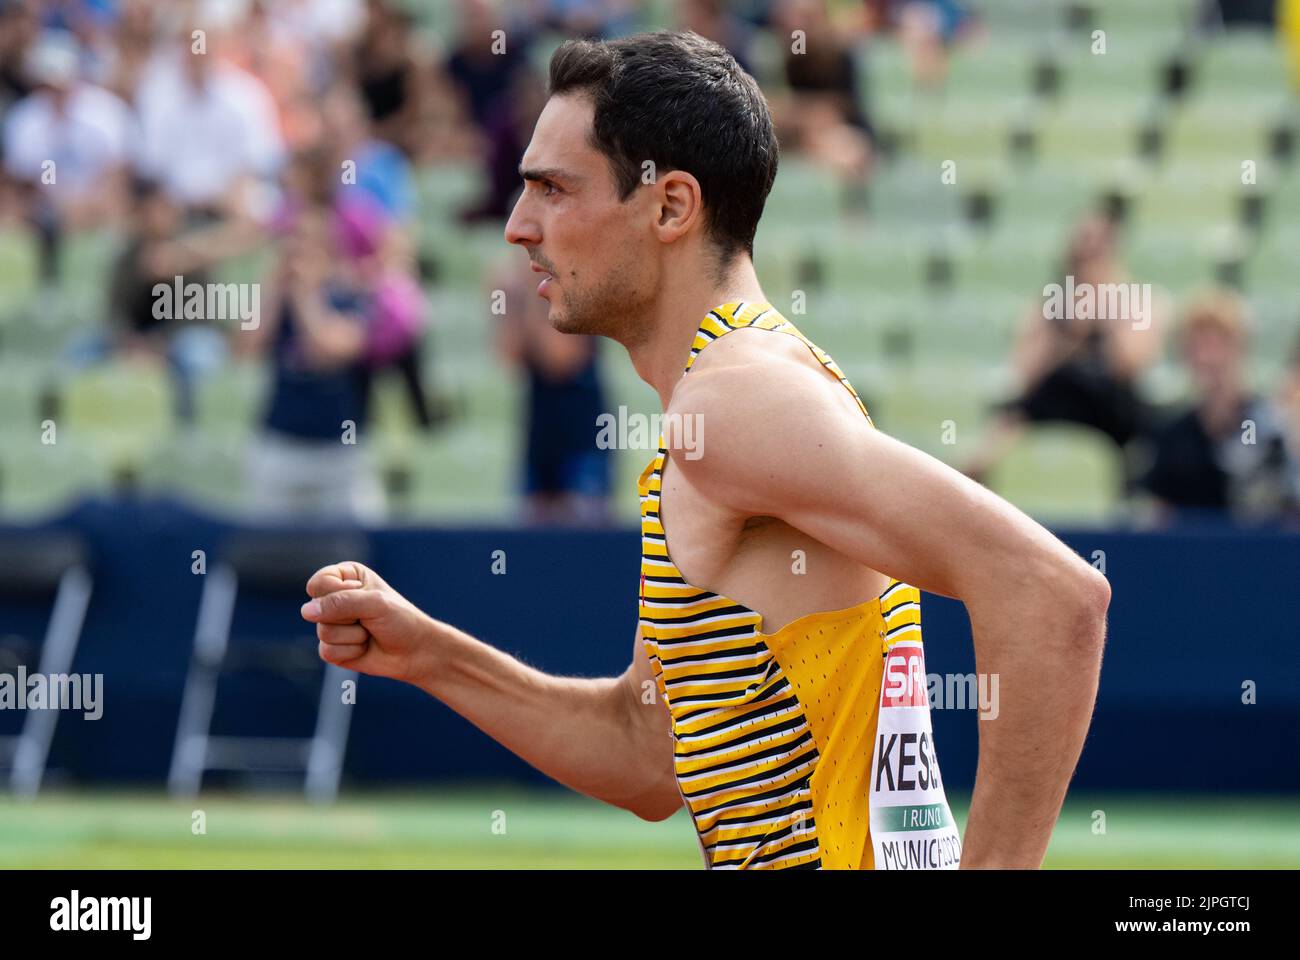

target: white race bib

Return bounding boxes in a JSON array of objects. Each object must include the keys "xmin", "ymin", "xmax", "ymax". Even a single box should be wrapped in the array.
[{"xmin": 869, "ymin": 639, "xmax": 963, "ymax": 869}]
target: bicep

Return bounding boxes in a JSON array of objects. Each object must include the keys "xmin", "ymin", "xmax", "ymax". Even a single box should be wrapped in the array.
[
  {"xmin": 776, "ymin": 422, "xmax": 1073, "ymax": 601},
  {"xmin": 687, "ymin": 362, "xmax": 1088, "ymax": 603}
]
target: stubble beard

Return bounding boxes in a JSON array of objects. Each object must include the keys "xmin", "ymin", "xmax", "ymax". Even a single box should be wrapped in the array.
[{"xmin": 548, "ymin": 264, "xmax": 651, "ymax": 346}]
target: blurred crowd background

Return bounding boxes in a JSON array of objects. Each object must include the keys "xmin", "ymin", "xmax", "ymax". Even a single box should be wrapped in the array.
[
  {"xmin": 2, "ymin": 0, "xmax": 1299, "ymax": 529},
  {"xmin": 0, "ymin": 1, "xmax": 1297, "ymax": 863}
]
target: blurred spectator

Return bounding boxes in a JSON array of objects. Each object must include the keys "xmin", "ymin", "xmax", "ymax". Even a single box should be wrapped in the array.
[
  {"xmin": 260, "ymin": 0, "xmax": 367, "ymax": 86},
  {"xmin": 221, "ymin": 0, "xmax": 321, "ymax": 152},
  {"xmin": 134, "ymin": 26, "xmax": 285, "ymax": 223},
  {"xmin": 863, "ymin": 0, "xmax": 979, "ymax": 89},
  {"xmin": 299, "ymin": 94, "xmax": 439, "ymax": 430},
  {"xmin": 493, "ymin": 259, "xmax": 613, "ymax": 526},
  {"xmin": 2, "ymin": 28, "xmax": 132, "ymax": 286},
  {"xmin": 0, "ymin": 0, "xmax": 40, "ymax": 110},
  {"xmin": 1198, "ymin": 0, "xmax": 1280, "ymax": 30},
  {"xmin": 458, "ymin": 63, "xmax": 547, "ymax": 223},
  {"xmin": 677, "ymin": 0, "xmax": 757, "ymax": 74},
  {"xmin": 963, "ymin": 213, "xmax": 1170, "ymax": 488},
  {"xmin": 532, "ymin": 0, "xmax": 639, "ymax": 40},
  {"xmin": 350, "ymin": 0, "xmax": 430, "ymax": 157},
  {"xmin": 95, "ymin": 0, "xmax": 158, "ymax": 105},
  {"xmin": 333, "ymin": 182, "xmax": 438, "ymax": 432},
  {"xmin": 1138, "ymin": 291, "xmax": 1293, "ymax": 523},
  {"xmin": 320, "ymin": 80, "xmax": 416, "ymax": 226},
  {"xmin": 238, "ymin": 200, "xmax": 384, "ymax": 522},
  {"xmin": 445, "ymin": 0, "xmax": 535, "ymax": 136},
  {"xmin": 769, "ymin": 0, "xmax": 874, "ymax": 208},
  {"xmin": 64, "ymin": 176, "xmax": 236, "ymax": 424},
  {"xmin": 421, "ymin": 43, "xmax": 482, "ymax": 164}
]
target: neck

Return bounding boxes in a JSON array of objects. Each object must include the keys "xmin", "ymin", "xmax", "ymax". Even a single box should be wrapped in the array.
[
  {"xmin": 625, "ymin": 254, "xmax": 767, "ymax": 409},
  {"xmin": 1199, "ymin": 375, "xmax": 1244, "ymax": 429}
]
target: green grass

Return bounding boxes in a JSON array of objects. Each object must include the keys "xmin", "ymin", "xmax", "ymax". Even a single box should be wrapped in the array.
[{"xmin": 1, "ymin": 788, "xmax": 1296, "ymax": 869}]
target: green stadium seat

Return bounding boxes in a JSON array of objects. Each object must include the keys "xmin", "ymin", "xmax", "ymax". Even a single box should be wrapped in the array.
[
  {"xmin": 864, "ymin": 164, "xmax": 963, "ymax": 232},
  {"xmin": 1195, "ymin": 29, "xmax": 1291, "ymax": 97},
  {"xmin": 60, "ymin": 361, "xmax": 174, "ymax": 466},
  {"xmin": 420, "ymin": 223, "xmax": 503, "ymax": 292},
  {"xmin": 0, "ymin": 436, "xmax": 113, "ymax": 518},
  {"xmin": 994, "ymin": 164, "xmax": 1098, "ymax": 231},
  {"xmin": 912, "ymin": 98, "xmax": 1027, "ymax": 188},
  {"xmin": 384, "ymin": 419, "xmax": 516, "ymax": 520},
  {"xmin": 976, "ymin": 0, "xmax": 1067, "ymax": 34},
  {"xmin": 415, "ymin": 162, "xmax": 486, "ymax": 226},
  {"xmin": 949, "ymin": 225, "xmax": 1059, "ymax": 298},
  {"xmin": 0, "ymin": 361, "xmax": 52, "ymax": 435},
  {"xmin": 138, "ymin": 433, "xmax": 247, "ymax": 510},
  {"xmin": 1035, "ymin": 93, "xmax": 1149, "ymax": 178},
  {"xmin": 988, "ymin": 422, "xmax": 1126, "ymax": 524},
  {"xmin": 1125, "ymin": 227, "xmax": 1221, "ymax": 293},
  {"xmin": 1128, "ymin": 158, "xmax": 1238, "ymax": 231},
  {"xmin": 0, "ymin": 229, "xmax": 38, "ymax": 311},
  {"xmin": 195, "ymin": 362, "xmax": 266, "ymax": 438},
  {"xmin": 1165, "ymin": 93, "xmax": 1283, "ymax": 165},
  {"xmin": 863, "ymin": 38, "xmax": 917, "ymax": 138},
  {"xmin": 1088, "ymin": 0, "xmax": 1198, "ymax": 51},
  {"xmin": 865, "ymin": 360, "xmax": 990, "ymax": 456},
  {"xmin": 763, "ymin": 157, "xmax": 842, "ymax": 225},
  {"xmin": 944, "ymin": 36, "xmax": 1036, "ymax": 100},
  {"xmin": 1054, "ymin": 35, "xmax": 1171, "ymax": 99}
]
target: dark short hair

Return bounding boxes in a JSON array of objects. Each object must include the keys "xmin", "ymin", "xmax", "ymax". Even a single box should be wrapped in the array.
[{"xmin": 548, "ymin": 30, "xmax": 779, "ymax": 262}]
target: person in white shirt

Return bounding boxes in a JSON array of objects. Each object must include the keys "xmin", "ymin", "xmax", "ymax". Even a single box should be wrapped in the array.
[
  {"xmin": 3, "ymin": 30, "xmax": 133, "ymax": 284},
  {"xmin": 132, "ymin": 28, "xmax": 285, "ymax": 222}
]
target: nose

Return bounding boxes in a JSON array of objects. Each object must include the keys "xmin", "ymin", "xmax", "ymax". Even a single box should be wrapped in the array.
[{"xmin": 504, "ymin": 191, "xmax": 539, "ymax": 248}]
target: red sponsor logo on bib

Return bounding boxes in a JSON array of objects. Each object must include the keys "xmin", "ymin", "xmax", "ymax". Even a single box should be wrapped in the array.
[{"xmin": 881, "ymin": 645, "xmax": 928, "ymax": 708}]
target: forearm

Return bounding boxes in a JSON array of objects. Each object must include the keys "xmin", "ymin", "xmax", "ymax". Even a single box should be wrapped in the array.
[
  {"xmin": 162, "ymin": 218, "xmax": 267, "ymax": 275},
  {"xmin": 408, "ymin": 616, "xmax": 663, "ymax": 816},
  {"xmin": 291, "ymin": 288, "xmax": 364, "ymax": 365},
  {"xmin": 959, "ymin": 565, "xmax": 1108, "ymax": 868}
]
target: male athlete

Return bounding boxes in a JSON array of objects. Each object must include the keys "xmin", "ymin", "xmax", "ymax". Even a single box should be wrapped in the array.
[{"xmin": 301, "ymin": 31, "xmax": 1109, "ymax": 869}]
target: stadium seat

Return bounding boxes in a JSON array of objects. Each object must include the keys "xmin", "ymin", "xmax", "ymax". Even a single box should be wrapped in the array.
[
  {"xmin": 168, "ymin": 531, "xmax": 371, "ymax": 802},
  {"xmin": 138, "ymin": 434, "xmax": 248, "ymax": 511},
  {"xmin": 0, "ymin": 436, "xmax": 114, "ymax": 517},
  {"xmin": 1196, "ymin": 28, "xmax": 1291, "ymax": 97},
  {"xmin": 60, "ymin": 361, "xmax": 174, "ymax": 468},
  {"xmin": 988, "ymin": 422, "xmax": 1126, "ymax": 523},
  {"xmin": 763, "ymin": 157, "xmax": 843, "ymax": 225}
]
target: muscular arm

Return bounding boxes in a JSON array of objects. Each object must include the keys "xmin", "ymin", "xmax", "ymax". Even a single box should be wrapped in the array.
[
  {"xmin": 413, "ymin": 622, "xmax": 681, "ymax": 820},
  {"xmin": 670, "ymin": 330, "xmax": 1110, "ymax": 868},
  {"xmin": 301, "ymin": 563, "xmax": 681, "ymax": 821}
]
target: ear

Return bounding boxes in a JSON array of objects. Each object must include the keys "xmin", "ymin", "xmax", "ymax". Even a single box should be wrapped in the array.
[{"xmin": 653, "ymin": 169, "xmax": 704, "ymax": 245}]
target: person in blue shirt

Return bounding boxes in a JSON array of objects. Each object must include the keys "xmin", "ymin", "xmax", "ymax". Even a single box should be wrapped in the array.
[{"xmin": 238, "ymin": 203, "xmax": 385, "ymax": 522}]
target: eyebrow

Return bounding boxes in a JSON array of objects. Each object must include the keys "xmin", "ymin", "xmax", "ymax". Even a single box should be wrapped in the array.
[{"xmin": 518, "ymin": 166, "xmax": 578, "ymax": 184}]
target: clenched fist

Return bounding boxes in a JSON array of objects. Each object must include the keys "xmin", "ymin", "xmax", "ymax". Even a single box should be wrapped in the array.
[{"xmin": 301, "ymin": 561, "xmax": 439, "ymax": 684}]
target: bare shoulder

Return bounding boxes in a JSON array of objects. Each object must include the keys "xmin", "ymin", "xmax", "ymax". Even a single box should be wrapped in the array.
[
  {"xmin": 672, "ymin": 324, "xmax": 849, "ymax": 403},
  {"xmin": 665, "ymin": 327, "xmax": 869, "ymax": 512}
]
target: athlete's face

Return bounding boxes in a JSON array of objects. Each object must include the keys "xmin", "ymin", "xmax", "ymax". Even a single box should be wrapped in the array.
[{"xmin": 505, "ymin": 94, "xmax": 656, "ymax": 341}]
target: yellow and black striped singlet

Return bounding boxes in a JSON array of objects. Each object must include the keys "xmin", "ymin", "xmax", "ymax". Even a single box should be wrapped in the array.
[{"xmin": 637, "ymin": 300, "xmax": 926, "ymax": 870}]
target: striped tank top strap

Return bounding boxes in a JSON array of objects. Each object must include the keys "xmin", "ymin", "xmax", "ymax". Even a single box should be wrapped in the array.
[{"xmin": 683, "ymin": 301, "xmax": 874, "ymax": 427}]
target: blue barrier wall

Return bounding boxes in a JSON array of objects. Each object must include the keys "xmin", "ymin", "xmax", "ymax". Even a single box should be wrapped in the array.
[{"xmin": 2, "ymin": 497, "xmax": 1297, "ymax": 792}]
